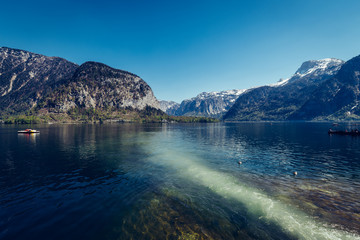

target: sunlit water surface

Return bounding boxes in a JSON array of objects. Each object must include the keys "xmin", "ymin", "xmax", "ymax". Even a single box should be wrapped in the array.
[{"xmin": 0, "ymin": 123, "xmax": 359, "ymax": 240}]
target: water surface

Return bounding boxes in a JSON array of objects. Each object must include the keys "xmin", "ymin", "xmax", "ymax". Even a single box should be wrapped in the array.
[{"xmin": 0, "ymin": 122, "xmax": 359, "ymax": 239}]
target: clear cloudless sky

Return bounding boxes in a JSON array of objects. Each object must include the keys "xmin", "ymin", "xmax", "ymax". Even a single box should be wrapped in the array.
[{"xmin": 1, "ymin": 0, "xmax": 360, "ymax": 102}]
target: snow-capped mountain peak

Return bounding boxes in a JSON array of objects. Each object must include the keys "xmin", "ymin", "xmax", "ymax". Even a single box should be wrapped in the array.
[
  {"xmin": 294, "ymin": 58, "xmax": 344, "ymax": 78},
  {"xmin": 268, "ymin": 58, "xmax": 344, "ymax": 88},
  {"xmin": 192, "ymin": 89, "xmax": 247, "ymax": 101}
]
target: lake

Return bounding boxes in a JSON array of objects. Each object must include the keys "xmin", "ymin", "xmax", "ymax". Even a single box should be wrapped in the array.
[{"xmin": 0, "ymin": 122, "xmax": 359, "ymax": 240}]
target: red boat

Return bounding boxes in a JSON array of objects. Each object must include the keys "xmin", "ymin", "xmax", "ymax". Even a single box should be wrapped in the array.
[{"xmin": 18, "ymin": 129, "xmax": 40, "ymax": 134}]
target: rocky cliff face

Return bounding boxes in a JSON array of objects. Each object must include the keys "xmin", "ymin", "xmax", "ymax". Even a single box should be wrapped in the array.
[
  {"xmin": 168, "ymin": 89, "xmax": 247, "ymax": 118},
  {"xmin": 39, "ymin": 61, "xmax": 160, "ymax": 113},
  {"xmin": 223, "ymin": 58, "xmax": 345, "ymax": 121},
  {"xmin": 0, "ymin": 47, "xmax": 78, "ymax": 113},
  {"xmin": 0, "ymin": 47, "xmax": 160, "ymax": 119}
]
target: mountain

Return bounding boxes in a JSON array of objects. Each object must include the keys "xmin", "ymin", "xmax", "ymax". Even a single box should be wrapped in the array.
[
  {"xmin": 166, "ymin": 89, "xmax": 247, "ymax": 118},
  {"xmin": 3, "ymin": 46, "xmax": 359, "ymax": 122},
  {"xmin": 159, "ymin": 100, "xmax": 180, "ymax": 115},
  {"xmin": 38, "ymin": 61, "xmax": 160, "ymax": 114},
  {"xmin": 0, "ymin": 47, "xmax": 78, "ymax": 113},
  {"xmin": 223, "ymin": 58, "xmax": 345, "ymax": 121},
  {"xmin": 0, "ymin": 47, "xmax": 218, "ymax": 123},
  {"xmin": 168, "ymin": 58, "xmax": 344, "ymax": 120},
  {"xmin": 0, "ymin": 47, "xmax": 174, "ymax": 123},
  {"xmin": 289, "ymin": 55, "xmax": 360, "ymax": 120}
]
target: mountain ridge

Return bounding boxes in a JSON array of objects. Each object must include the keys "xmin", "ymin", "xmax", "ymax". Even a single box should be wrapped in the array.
[
  {"xmin": 288, "ymin": 54, "xmax": 360, "ymax": 120},
  {"xmin": 223, "ymin": 58, "xmax": 345, "ymax": 121},
  {"xmin": 0, "ymin": 47, "xmax": 162, "ymax": 122},
  {"xmin": 162, "ymin": 58, "xmax": 345, "ymax": 120},
  {"xmin": 164, "ymin": 89, "xmax": 247, "ymax": 118},
  {"xmin": 2, "ymin": 46, "xmax": 360, "ymax": 122},
  {"xmin": 0, "ymin": 47, "xmax": 219, "ymax": 123}
]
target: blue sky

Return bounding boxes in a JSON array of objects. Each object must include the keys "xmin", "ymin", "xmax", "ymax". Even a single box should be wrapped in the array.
[{"xmin": 1, "ymin": 0, "xmax": 360, "ymax": 102}]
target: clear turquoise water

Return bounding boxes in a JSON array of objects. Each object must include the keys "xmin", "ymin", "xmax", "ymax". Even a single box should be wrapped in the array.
[{"xmin": 0, "ymin": 122, "xmax": 359, "ymax": 239}]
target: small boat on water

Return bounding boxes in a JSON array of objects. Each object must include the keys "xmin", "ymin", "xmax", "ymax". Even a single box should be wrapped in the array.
[
  {"xmin": 328, "ymin": 128, "xmax": 360, "ymax": 136},
  {"xmin": 18, "ymin": 129, "xmax": 40, "ymax": 134}
]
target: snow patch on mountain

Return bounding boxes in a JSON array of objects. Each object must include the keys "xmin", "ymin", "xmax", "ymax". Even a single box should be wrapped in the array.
[
  {"xmin": 191, "ymin": 89, "xmax": 247, "ymax": 101},
  {"xmin": 268, "ymin": 78, "xmax": 290, "ymax": 87},
  {"xmin": 294, "ymin": 58, "xmax": 344, "ymax": 78}
]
